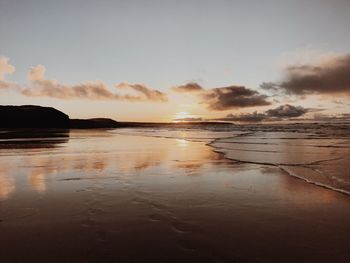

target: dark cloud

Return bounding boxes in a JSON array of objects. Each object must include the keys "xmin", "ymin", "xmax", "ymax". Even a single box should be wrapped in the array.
[
  {"xmin": 265, "ymin": 104, "xmax": 308, "ymax": 118},
  {"xmin": 271, "ymin": 54, "xmax": 350, "ymax": 95},
  {"xmin": 201, "ymin": 86, "xmax": 271, "ymax": 111},
  {"xmin": 214, "ymin": 104, "xmax": 309, "ymax": 122},
  {"xmin": 260, "ymin": 82, "xmax": 279, "ymax": 91},
  {"xmin": 215, "ymin": 111, "xmax": 266, "ymax": 122},
  {"xmin": 172, "ymin": 82, "xmax": 271, "ymax": 111},
  {"xmin": 172, "ymin": 82, "xmax": 204, "ymax": 93}
]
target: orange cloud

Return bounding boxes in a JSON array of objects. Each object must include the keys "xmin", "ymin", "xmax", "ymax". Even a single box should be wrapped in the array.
[
  {"xmin": 0, "ymin": 57, "xmax": 16, "ymax": 89},
  {"xmin": 22, "ymin": 65, "xmax": 167, "ymax": 102},
  {"xmin": 0, "ymin": 57, "xmax": 15, "ymax": 81}
]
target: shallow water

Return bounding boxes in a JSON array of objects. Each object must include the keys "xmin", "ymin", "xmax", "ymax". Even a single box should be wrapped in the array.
[
  {"xmin": 1, "ymin": 128, "xmax": 350, "ymax": 262},
  {"xmin": 116, "ymin": 124, "xmax": 350, "ymax": 194}
]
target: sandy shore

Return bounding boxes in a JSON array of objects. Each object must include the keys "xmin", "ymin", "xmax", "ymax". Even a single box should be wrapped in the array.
[{"xmin": 1, "ymin": 130, "xmax": 350, "ymax": 262}]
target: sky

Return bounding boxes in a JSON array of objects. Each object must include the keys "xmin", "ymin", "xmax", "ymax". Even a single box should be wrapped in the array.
[{"xmin": 0, "ymin": 0, "xmax": 350, "ymax": 122}]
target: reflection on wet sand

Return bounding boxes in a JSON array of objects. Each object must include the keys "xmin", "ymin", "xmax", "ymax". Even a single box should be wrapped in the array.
[
  {"xmin": 28, "ymin": 170, "xmax": 49, "ymax": 193},
  {"xmin": 0, "ymin": 131, "xmax": 219, "ymax": 198},
  {"xmin": 0, "ymin": 161, "xmax": 16, "ymax": 200},
  {"xmin": 0, "ymin": 173, "xmax": 15, "ymax": 201},
  {"xmin": 0, "ymin": 129, "xmax": 350, "ymax": 262},
  {"xmin": 0, "ymin": 129, "xmax": 69, "ymax": 150}
]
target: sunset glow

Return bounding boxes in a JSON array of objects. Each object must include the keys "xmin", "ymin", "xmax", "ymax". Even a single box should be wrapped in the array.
[{"xmin": 173, "ymin": 111, "xmax": 191, "ymax": 120}]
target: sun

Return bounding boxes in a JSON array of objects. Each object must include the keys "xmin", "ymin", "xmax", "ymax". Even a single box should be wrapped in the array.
[
  {"xmin": 174, "ymin": 111, "xmax": 189, "ymax": 119},
  {"xmin": 173, "ymin": 111, "xmax": 194, "ymax": 121}
]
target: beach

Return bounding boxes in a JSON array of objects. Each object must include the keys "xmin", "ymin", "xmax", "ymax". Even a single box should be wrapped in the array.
[
  {"xmin": 2, "ymin": 0, "xmax": 350, "ymax": 262},
  {"xmin": 1, "ymin": 127, "xmax": 350, "ymax": 262}
]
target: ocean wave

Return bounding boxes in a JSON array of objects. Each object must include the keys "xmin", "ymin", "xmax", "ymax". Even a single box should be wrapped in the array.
[{"xmin": 113, "ymin": 124, "xmax": 350, "ymax": 195}]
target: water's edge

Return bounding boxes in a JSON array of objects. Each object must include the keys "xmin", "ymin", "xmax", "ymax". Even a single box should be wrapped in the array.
[{"xmin": 114, "ymin": 129, "xmax": 350, "ymax": 196}]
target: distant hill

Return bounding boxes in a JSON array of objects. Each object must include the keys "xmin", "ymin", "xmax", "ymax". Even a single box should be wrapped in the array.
[
  {"xmin": 70, "ymin": 118, "xmax": 119, "ymax": 129},
  {"xmin": 0, "ymin": 105, "xmax": 70, "ymax": 128}
]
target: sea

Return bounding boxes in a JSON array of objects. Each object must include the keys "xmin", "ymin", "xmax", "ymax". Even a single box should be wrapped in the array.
[{"xmin": 114, "ymin": 122, "xmax": 350, "ymax": 195}]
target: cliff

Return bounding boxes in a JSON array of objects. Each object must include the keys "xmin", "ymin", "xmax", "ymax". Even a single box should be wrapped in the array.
[{"xmin": 0, "ymin": 105, "xmax": 70, "ymax": 128}]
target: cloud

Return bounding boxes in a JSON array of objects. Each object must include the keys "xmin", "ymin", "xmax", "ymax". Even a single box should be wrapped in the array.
[
  {"xmin": 27, "ymin": 64, "xmax": 45, "ymax": 81},
  {"xmin": 201, "ymin": 85, "xmax": 271, "ymax": 111},
  {"xmin": 215, "ymin": 111, "xmax": 266, "ymax": 122},
  {"xmin": 0, "ymin": 57, "xmax": 15, "ymax": 81},
  {"xmin": 0, "ymin": 80, "xmax": 14, "ymax": 89},
  {"xmin": 116, "ymin": 82, "xmax": 168, "ymax": 102},
  {"xmin": 260, "ymin": 82, "xmax": 279, "ymax": 92},
  {"xmin": 171, "ymin": 82, "xmax": 271, "ymax": 111},
  {"xmin": 0, "ymin": 60, "xmax": 167, "ymax": 103},
  {"xmin": 270, "ymin": 54, "xmax": 350, "ymax": 95},
  {"xmin": 172, "ymin": 82, "xmax": 204, "ymax": 93},
  {"xmin": 265, "ymin": 104, "xmax": 308, "ymax": 118},
  {"xmin": 24, "ymin": 65, "xmax": 122, "ymax": 100},
  {"xmin": 0, "ymin": 57, "xmax": 16, "ymax": 89},
  {"xmin": 22, "ymin": 65, "xmax": 167, "ymax": 102},
  {"xmin": 214, "ymin": 104, "xmax": 309, "ymax": 122},
  {"xmin": 277, "ymin": 47, "xmax": 339, "ymax": 69}
]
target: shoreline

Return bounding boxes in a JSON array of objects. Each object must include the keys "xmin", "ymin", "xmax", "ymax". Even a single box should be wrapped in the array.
[
  {"xmin": 114, "ymin": 128, "xmax": 350, "ymax": 197},
  {"xmin": 1, "ymin": 125, "xmax": 349, "ymax": 196}
]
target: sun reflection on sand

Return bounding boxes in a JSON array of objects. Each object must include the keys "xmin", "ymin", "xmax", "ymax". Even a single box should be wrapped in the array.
[
  {"xmin": 0, "ymin": 175, "xmax": 15, "ymax": 201},
  {"xmin": 28, "ymin": 171, "xmax": 47, "ymax": 193},
  {"xmin": 176, "ymin": 139, "xmax": 188, "ymax": 147},
  {"xmin": 0, "ymin": 164, "xmax": 15, "ymax": 201},
  {"xmin": 0, "ymin": 131, "xmax": 226, "ymax": 199}
]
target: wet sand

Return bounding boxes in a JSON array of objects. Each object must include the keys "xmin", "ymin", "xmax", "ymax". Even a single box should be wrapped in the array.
[{"xmin": 1, "ymin": 130, "xmax": 350, "ymax": 262}]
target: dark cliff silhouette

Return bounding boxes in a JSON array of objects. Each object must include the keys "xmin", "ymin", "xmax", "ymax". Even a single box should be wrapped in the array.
[
  {"xmin": 0, "ymin": 105, "xmax": 70, "ymax": 128},
  {"xmin": 0, "ymin": 105, "xmax": 121, "ymax": 129}
]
